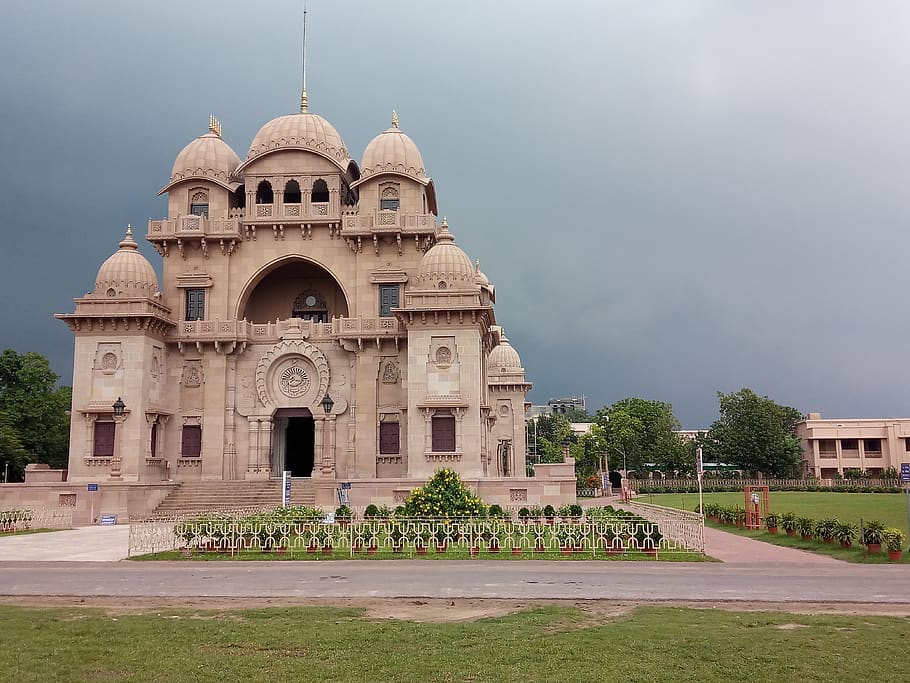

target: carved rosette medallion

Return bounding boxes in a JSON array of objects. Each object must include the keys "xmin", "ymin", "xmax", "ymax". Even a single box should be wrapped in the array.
[
  {"xmin": 435, "ymin": 346, "xmax": 452, "ymax": 366},
  {"xmin": 255, "ymin": 339, "xmax": 330, "ymax": 408},
  {"xmin": 279, "ymin": 364, "xmax": 310, "ymax": 398}
]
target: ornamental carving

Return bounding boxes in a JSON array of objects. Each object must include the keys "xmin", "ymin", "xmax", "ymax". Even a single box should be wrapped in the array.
[
  {"xmin": 381, "ymin": 360, "xmax": 400, "ymax": 384},
  {"xmin": 255, "ymin": 339, "xmax": 329, "ymax": 408},
  {"xmin": 183, "ymin": 365, "xmax": 202, "ymax": 388},
  {"xmin": 101, "ymin": 353, "xmax": 118, "ymax": 371},
  {"xmin": 279, "ymin": 364, "xmax": 311, "ymax": 398},
  {"xmin": 435, "ymin": 346, "xmax": 452, "ymax": 366}
]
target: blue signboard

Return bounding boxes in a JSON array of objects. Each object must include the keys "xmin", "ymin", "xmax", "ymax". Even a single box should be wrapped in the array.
[
  {"xmin": 282, "ymin": 470, "xmax": 291, "ymax": 507},
  {"xmin": 901, "ymin": 463, "xmax": 910, "ymax": 483},
  {"xmin": 341, "ymin": 482, "xmax": 351, "ymax": 490},
  {"xmin": 87, "ymin": 483, "xmax": 98, "ymax": 492},
  {"xmin": 100, "ymin": 514, "xmax": 117, "ymax": 525}
]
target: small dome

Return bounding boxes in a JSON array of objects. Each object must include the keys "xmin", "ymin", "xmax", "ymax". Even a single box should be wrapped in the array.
[
  {"xmin": 415, "ymin": 220, "xmax": 476, "ymax": 289},
  {"xmin": 489, "ymin": 334, "xmax": 523, "ymax": 370},
  {"xmin": 170, "ymin": 131, "xmax": 241, "ymax": 186},
  {"xmin": 94, "ymin": 227, "xmax": 159, "ymax": 298},
  {"xmin": 359, "ymin": 114, "xmax": 427, "ymax": 184},
  {"xmin": 244, "ymin": 113, "xmax": 350, "ymax": 170}
]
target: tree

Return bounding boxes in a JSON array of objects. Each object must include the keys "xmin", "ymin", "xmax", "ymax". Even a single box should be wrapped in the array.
[
  {"xmin": 529, "ymin": 413, "xmax": 574, "ymax": 463},
  {"xmin": 703, "ymin": 388, "xmax": 802, "ymax": 477},
  {"xmin": 569, "ymin": 423, "xmax": 607, "ymax": 486},
  {"xmin": 402, "ymin": 468, "xmax": 486, "ymax": 517},
  {"xmin": 0, "ymin": 349, "xmax": 72, "ymax": 480},
  {"xmin": 594, "ymin": 398, "xmax": 691, "ymax": 475}
]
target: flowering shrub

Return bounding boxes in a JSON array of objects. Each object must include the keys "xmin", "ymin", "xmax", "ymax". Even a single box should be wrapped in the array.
[{"xmin": 402, "ymin": 468, "xmax": 487, "ymax": 517}]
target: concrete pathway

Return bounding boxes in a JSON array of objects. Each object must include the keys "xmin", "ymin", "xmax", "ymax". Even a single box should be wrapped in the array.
[
  {"xmin": 0, "ymin": 525, "xmax": 130, "ymax": 562},
  {"xmin": 703, "ymin": 525, "xmax": 843, "ymax": 564}
]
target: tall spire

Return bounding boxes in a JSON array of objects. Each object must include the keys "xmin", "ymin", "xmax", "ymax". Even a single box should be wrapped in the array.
[
  {"xmin": 392, "ymin": 110, "xmax": 399, "ymax": 128},
  {"xmin": 208, "ymin": 115, "xmax": 222, "ymax": 137},
  {"xmin": 300, "ymin": 2, "xmax": 309, "ymax": 112}
]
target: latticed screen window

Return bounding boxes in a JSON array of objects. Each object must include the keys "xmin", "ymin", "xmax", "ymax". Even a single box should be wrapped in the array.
[
  {"xmin": 431, "ymin": 414, "xmax": 456, "ymax": 452},
  {"xmin": 93, "ymin": 421, "xmax": 115, "ymax": 457},
  {"xmin": 379, "ymin": 421, "xmax": 400, "ymax": 455},
  {"xmin": 182, "ymin": 425, "xmax": 202, "ymax": 457},
  {"xmin": 379, "ymin": 285, "xmax": 399, "ymax": 317},
  {"xmin": 186, "ymin": 289, "xmax": 205, "ymax": 321}
]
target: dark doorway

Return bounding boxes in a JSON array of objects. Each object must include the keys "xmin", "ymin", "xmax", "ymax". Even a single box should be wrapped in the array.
[
  {"xmin": 286, "ymin": 416, "xmax": 315, "ymax": 477},
  {"xmin": 609, "ymin": 470, "xmax": 623, "ymax": 490}
]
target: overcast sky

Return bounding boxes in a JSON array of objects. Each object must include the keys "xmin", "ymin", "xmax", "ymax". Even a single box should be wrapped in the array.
[{"xmin": 2, "ymin": 1, "xmax": 909, "ymax": 427}]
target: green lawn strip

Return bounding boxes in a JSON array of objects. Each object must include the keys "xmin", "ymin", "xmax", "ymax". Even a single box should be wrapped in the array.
[
  {"xmin": 0, "ymin": 604, "xmax": 907, "ymax": 683},
  {"xmin": 643, "ymin": 491, "xmax": 910, "ymax": 535},
  {"xmin": 0, "ymin": 528, "xmax": 60, "ymax": 538},
  {"xmin": 129, "ymin": 547, "xmax": 709, "ymax": 562}
]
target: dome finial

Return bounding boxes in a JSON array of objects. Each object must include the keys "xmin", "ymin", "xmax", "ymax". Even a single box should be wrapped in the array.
[
  {"xmin": 392, "ymin": 110, "xmax": 399, "ymax": 128},
  {"xmin": 475, "ymin": 259, "xmax": 481, "ymax": 272},
  {"xmin": 119, "ymin": 224, "xmax": 138, "ymax": 250},
  {"xmin": 208, "ymin": 115, "xmax": 222, "ymax": 137},
  {"xmin": 441, "ymin": 216, "xmax": 447, "ymax": 228}
]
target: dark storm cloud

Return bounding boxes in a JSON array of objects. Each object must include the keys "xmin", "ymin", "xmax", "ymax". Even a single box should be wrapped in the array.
[{"xmin": 1, "ymin": 1, "xmax": 908, "ymax": 427}]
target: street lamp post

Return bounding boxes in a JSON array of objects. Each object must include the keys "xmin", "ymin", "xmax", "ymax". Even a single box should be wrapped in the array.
[
  {"xmin": 110, "ymin": 397, "xmax": 126, "ymax": 480},
  {"xmin": 320, "ymin": 394, "xmax": 336, "ymax": 477}
]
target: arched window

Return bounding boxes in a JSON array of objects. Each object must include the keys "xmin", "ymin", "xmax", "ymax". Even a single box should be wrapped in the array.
[
  {"xmin": 284, "ymin": 180, "xmax": 301, "ymax": 203},
  {"xmin": 311, "ymin": 179, "xmax": 329, "ymax": 203},
  {"xmin": 190, "ymin": 190, "xmax": 208, "ymax": 217},
  {"xmin": 256, "ymin": 180, "xmax": 273, "ymax": 204},
  {"xmin": 230, "ymin": 185, "xmax": 246, "ymax": 210},
  {"xmin": 380, "ymin": 184, "xmax": 400, "ymax": 211},
  {"xmin": 292, "ymin": 291, "xmax": 329, "ymax": 323}
]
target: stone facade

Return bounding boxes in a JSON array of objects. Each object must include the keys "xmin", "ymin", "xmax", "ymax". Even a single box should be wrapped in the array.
[{"xmin": 52, "ymin": 107, "xmax": 573, "ymax": 512}]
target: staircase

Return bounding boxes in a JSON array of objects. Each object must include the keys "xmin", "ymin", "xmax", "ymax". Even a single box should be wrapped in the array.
[{"xmin": 151, "ymin": 479, "xmax": 317, "ymax": 516}]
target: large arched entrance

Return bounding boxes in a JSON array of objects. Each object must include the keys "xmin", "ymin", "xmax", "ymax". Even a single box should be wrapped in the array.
[
  {"xmin": 238, "ymin": 257, "xmax": 350, "ymax": 323},
  {"xmin": 273, "ymin": 408, "xmax": 315, "ymax": 477}
]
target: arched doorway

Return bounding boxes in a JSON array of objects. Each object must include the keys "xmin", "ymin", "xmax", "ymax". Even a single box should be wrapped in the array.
[
  {"xmin": 273, "ymin": 408, "xmax": 315, "ymax": 477},
  {"xmin": 238, "ymin": 257, "xmax": 350, "ymax": 323}
]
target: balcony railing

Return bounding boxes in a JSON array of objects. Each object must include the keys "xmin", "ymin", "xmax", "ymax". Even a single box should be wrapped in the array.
[
  {"xmin": 147, "ymin": 216, "xmax": 243, "ymax": 240},
  {"xmin": 175, "ymin": 316, "xmax": 403, "ymax": 345},
  {"xmin": 341, "ymin": 211, "xmax": 437, "ymax": 235}
]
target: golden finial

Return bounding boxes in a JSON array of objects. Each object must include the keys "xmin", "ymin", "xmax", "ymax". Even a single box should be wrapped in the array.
[
  {"xmin": 300, "ymin": 90, "xmax": 308, "ymax": 113},
  {"xmin": 126, "ymin": 223, "xmax": 133, "ymax": 238},
  {"xmin": 119, "ymin": 224, "xmax": 137, "ymax": 250},
  {"xmin": 392, "ymin": 110, "xmax": 399, "ymax": 128},
  {"xmin": 209, "ymin": 115, "xmax": 222, "ymax": 137},
  {"xmin": 441, "ymin": 216, "xmax": 448, "ymax": 228},
  {"xmin": 476, "ymin": 259, "xmax": 481, "ymax": 272}
]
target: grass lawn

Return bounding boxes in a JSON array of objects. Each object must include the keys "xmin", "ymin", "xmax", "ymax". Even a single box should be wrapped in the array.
[
  {"xmin": 0, "ymin": 604, "xmax": 908, "ymax": 682},
  {"xmin": 130, "ymin": 547, "xmax": 709, "ymax": 562},
  {"xmin": 643, "ymin": 491, "xmax": 910, "ymax": 535}
]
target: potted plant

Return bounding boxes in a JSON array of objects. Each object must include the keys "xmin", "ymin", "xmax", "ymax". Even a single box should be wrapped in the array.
[
  {"xmin": 517, "ymin": 507, "xmax": 531, "ymax": 523},
  {"xmin": 814, "ymin": 518, "xmax": 838, "ymax": 543},
  {"xmin": 834, "ymin": 522, "xmax": 858, "ymax": 549},
  {"xmin": 797, "ymin": 517, "xmax": 815, "ymax": 541},
  {"xmin": 765, "ymin": 513, "xmax": 780, "ymax": 534},
  {"xmin": 780, "ymin": 512, "xmax": 798, "ymax": 537},
  {"xmin": 543, "ymin": 505, "xmax": 556, "ymax": 525},
  {"xmin": 556, "ymin": 526, "xmax": 576, "ymax": 555},
  {"xmin": 335, "ymin": 505, "xmax": 353, "ymax": 526},
  {"xmin": 558, "ymin": 504, "xmax": 573, "ymax": 522},
  {"xmin": 363, "ymin": 504, "xmax": 380, "ymax": 519},
  {"xmin": 885, "ymin": 528, "xmax": 904, "ymax": 561},
  {"xmin": 569, "ymin": 504, "xmax": 583, "ymax": 521},
  {"xmin": 862, "ymin": 520, "xmax": 886, "ymax": 553},
  {"xmin": 733, "ymin": 506, "xmax": 746, "ymax": 529}
]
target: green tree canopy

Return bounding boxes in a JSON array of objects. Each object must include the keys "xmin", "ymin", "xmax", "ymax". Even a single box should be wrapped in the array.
[
  {"xmin": 0, "ymin": 349, "xmax": 71, "ymax": 480},
  {"xmin": 594, "ymin": 398, "xmax": 691, "ymax": 475},
  {"xmin": 528, "ymin": 413, "xmax": 574, "ymax": 463},
  {"xmin": 402, "ymin": 468, "xmax": 486, "ymax": 517},
  {"xmin": 703, "ymin": 388, "xmax": 803, "ymax": 477}
]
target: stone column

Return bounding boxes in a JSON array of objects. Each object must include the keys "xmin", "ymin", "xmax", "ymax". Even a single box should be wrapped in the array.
[
  {"xmin": 109, "ymin": 414, "xmax": 128, "ymax": 481},
  {"xmin": 261, "ymin": 418, "xmax": 272, "ymax": 476},
  {"xmin": 323, "ymin": 414, "xmax": 337, "ymax": 478},
  {"xmin": 315, "ymin": 416, "xmax": 326, "ymax": 477},
  {"xmin": 247, "ymin": 418, "xmax": 260, "ymax": 478},
  {"xmin": 224, "ymin": 355, "xmax": 237, "ymax": 479}
]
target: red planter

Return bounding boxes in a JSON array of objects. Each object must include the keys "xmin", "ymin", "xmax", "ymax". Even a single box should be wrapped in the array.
[
  {"xmin": 435, "ymin": 544, "xmax": 447, "ymax": 553},
  {"xmin": 801, "ymin": 534, "xmax": 813, "ymax": 541},
  {"xmin": 321, "ymin": 546, "xmax": 333, "ymax": 555},
  {"xmin": 306, "ymin": 545, "xmax": 317, "ymax": 554},
  {"xmin": 840, "ymin": 541, "xmax": 852, "ymax": 549},
  {"xmin": 889, "ymin": 550, "xmax": 903, "ymax": 562},
  {"xmin": 786, "ymin": 529, "xmax": 796, "ymax": 537},
  {"xmin": 560, "ymin": 547, "xmax": 572, "ymax": 556},
  {"xmin": 469, "ymin": 547, "xmax": 480, "ymax": 556},
  {"xmin": 392, "ymin": 545, "xmax": 403, "ymax": 554},
  {"xmin": 511, "ymin": 547, "xmax": 522, "ymax": 556},
  {"xmin": 366, "ymin": 546, "xmax": 378, "ymax": 556},
  {"xmin": 767, "ymin": 527, "xmax": 778, "ymax": 535},
  {"xmin": 416, "ymin": 546, "xmax": 428, "ymax": 555},
  {"xmin": 488, "ymin": 546, "xmax": 500, "ymax": 554},
  {"xmin": 533, "ymin": 545, "xmax": 545, "ymax": 554},
  {"xmin": 867, "ymin": 543, "xmax": 882, "ymax": 554}
]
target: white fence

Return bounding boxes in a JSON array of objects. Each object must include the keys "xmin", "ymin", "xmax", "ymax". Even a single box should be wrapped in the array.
[
  {"xmin": 0, "ymin": 507, "xmax": 73, "ymax": 532},
  {"xmin": 128, "ymin": 516, "xmax": 704, "ymax": 558},
  {"xmin": 625, "ymin": 501, "xmax": 705, "ymax": 553}
]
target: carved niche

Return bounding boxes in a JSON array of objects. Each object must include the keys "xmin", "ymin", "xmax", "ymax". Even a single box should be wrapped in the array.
[{"xmin": 255, "ymin": 339, "xmax": 330, "ymax": 409}]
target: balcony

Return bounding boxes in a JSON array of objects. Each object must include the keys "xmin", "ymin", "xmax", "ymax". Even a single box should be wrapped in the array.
[
  {"xmin": 147, "ymin": 216, "xmax": 244, "ymax": 257},
  {"xmin": 248, "ymin": 200, "xmax": 339, "ymax": 223},
  {"xmin": 173, "ymin": 316, "xmax": 405, "ymax": 352},
  {"xmin": 341, "ymin": 211, "xmax": 437, "ymax": 236}
]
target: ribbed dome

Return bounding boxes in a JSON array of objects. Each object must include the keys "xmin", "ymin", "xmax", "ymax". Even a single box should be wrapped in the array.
[
  {"xmin": 360, "ymin": 118, "xmax": 427, "ymax": 183},
  {"xmin": 170, "ymin": 132, "xmax": 240, "ymax": 185},
  {"xmin": 474, "ymin": 260, "xmax": 490, "ymax": 286},
  {"xmin": 489, "ymin": 334, "xmax": 523, "ymax": 370},
  {"xmin": 245, "ymin": 113, "xmax": 350, "ymax": 170},
  {"xmin": 415, "ymin": 221, "xmax": 476, "ymax": 289},
  {"xmin": 94, "ymin": 227, "xmax": 159, "ymax": 299}
]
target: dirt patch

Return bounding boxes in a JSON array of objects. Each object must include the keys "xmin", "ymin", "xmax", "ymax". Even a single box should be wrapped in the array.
[
  {"xmin": 1, "ymin": 595, "xmax": 910, "ymax": 620},
  {"xmin": 775, "ymin": 623, "xmax": 809, "ymax": 630}
]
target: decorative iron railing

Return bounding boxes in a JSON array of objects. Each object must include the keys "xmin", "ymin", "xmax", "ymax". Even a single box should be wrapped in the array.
[
  {"xmin": 128, "ymin": 516, "xmax": 704, "ymax": 558},
  {"xmin": 0, "ymin": 507, "xmax": 73, "ymax": 532},
  {"xmin": 625, "ymin": 501, "xmax": 705, "ymax": 553}
]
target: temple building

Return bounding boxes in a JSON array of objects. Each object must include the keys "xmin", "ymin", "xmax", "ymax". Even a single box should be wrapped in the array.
[{"xmin": 52, "ymin": 102, "xmax": 576, "ymax": 513}]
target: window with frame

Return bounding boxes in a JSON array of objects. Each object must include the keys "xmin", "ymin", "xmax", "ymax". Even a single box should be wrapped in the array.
[
  {"xmin": 379, "ymin": 421, "xmax": 400, "ymax": 455},
  {"xmin": 181, "ymin": 425, "xmax": 202, "ymax": 458},
  {"xmin": 379, "ymin": 284, "xmax": 400, "ymax": 317},
  {"xmin": 93, "ymin": 421, "xmax": 115, "ymax": 457},
  {"xmin": 864, "ymin": 438, "xmax": 882, "ymax": 455},
  {"xmin": 311, "ymin": 178, "xmax": 329, "ymax": 203},
  {"xmin": 190, "ymin": 190, "xmax": 208, "ymax": 217},
  {"xmin": 431, "ymin": 412, "xmax": 456, "ymax": 452},
  {"xmin": 185, "ymin": 289, "xmax": 205, "ymax": 321},
  {"xmin": 150, "ymin": 421, "xmax": 158, "ymax": 459},
  {"xmin": 380, "ymin": 184, "xmax": 399, "ymax": 211}
]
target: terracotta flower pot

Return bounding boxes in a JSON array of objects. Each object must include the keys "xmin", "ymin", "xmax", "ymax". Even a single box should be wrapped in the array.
[
  {"xmin": 840, "ymin": 541, "xmax": 852, "ymax": 549},
  {"xmin": 435, "ymin": 544, "xmax": 447, "ymax": 553},
  {"xmin": 768, "ymin": 527, "xmax": 778, "ymax": 535},
  {"xmin": 366, "ymin": 546, "xmax": 378, "ymax": 556},
  {"xmin": 511, "ymin": 547, "xmax": 522, "ymax": 556},
  {"xmin": 560, "ymin": 547, "xmax": 572, "ymax": 556},
  {"xmin": 469, "ymin": 546, "xmax": 480, "ymax": 556},
  {"xmin": 488, "ymin": 546, "xmax": 500, "ymax": 554},
  {"xmin": 306, "ymin": 545, "xmax": 317, "ymax": 554},
  {"xmin": 867, "ymin": 543, "xmax": 882, "ymax": 554},
  {"xmin": 786, "ymin": 529, "xmax": 796, "ymax": 537},
  {"xmin": 321, "ymin": 546, "xmax": 333, "ymax": 555},
  {"xmin": 416, "ymin": 546, "xmax": 428, "ymax": 555},
  {"xmin": 889, "ymin": 550, "xmax": 902, "ymax": 562},
  {"xmin": 801, "ymin": 534, "xmax": 813, "ymax": 541}
]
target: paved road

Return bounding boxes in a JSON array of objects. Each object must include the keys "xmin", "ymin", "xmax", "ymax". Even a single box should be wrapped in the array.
[
  {"xmin": 1, "ymin": 560, "xmax": 908, "ymax": 603},
  {"xmin": 0, "ymin": 526, "xmax": 129, "ymax": 562}
]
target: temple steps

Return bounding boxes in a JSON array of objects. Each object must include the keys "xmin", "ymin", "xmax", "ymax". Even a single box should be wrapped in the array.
[{"xmin": 151, "ymin": 479, "xmax": 316, "ymax": 516}]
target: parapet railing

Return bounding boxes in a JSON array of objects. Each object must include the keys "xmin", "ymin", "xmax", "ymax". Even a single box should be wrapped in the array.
[
  {"xmin": 127, "ymin": 516, "xmax": 704, "ymax": 558},
  {"xmin": 0, "ymin": 507, "xmax": 73, "ymax": 533},
  {"xmin": 625, "ymin": 501, "xmax": 705, "ymax": 553}
]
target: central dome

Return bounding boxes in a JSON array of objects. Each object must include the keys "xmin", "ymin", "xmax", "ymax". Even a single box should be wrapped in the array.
[{"xmin": 244, "ymin": 113, "xmax": 350, "ymax": 171}]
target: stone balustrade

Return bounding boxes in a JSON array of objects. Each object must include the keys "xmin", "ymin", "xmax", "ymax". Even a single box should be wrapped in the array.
[
  {"xmin": 147, "ymin": 216, "xmax": 244, "ymax": 240},
  {"xmin": 175, "ymin": 316, "xmax": 403, "ymax": 346},
  {"xmin": 341, "ymin": 211, "xmax": 437, "ymax": 235}
]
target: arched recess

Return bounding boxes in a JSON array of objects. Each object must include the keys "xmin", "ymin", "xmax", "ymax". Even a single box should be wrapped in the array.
[{"xmin": 236, "ymin": 255, "xmax": 351, "ymax": 323}]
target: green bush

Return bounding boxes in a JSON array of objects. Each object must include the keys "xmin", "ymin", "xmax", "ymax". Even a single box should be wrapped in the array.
[
  {"xmin": 364, "ymin": 504, "xmax": 380, "ymax": 518},
  {"xmin": 401, "ymin": 468, "xmax": 486, "ymax": 517},
  {"xmin": 542, "ymin": 505, "xmax": 556, "ymax": 519},
  {"xmin": 862, "ymin": 520, "xmax": 887, "ymax": 546}
]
